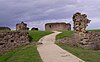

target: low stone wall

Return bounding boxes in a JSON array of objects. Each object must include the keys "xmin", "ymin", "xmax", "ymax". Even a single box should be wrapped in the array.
[
  {"xmin": 57, "ymin": 32, "xmax": 100, "ymax": 50},
  {"xmin": 0, "ymin": 31, "xmax": 30, "ymax": 55},
  {"xmin": 78, "ymin": 32, "xmax": 100, "ymax": 50}
]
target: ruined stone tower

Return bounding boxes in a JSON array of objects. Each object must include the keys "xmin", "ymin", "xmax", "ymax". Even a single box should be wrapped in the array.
[
  {"xmin": 73, "ymin": 12, "xmax": 91, "ymax": 33},
  {"xmin": 16, "ymin": 22, "xmax": 29, "ymax": 30}
]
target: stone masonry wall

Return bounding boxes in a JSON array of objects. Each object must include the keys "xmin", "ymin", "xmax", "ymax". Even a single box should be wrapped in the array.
[
  {"xmin": 77, "ymin": 32, "xmax": 100, "ymax": 50},
  {"xmin": 57, "ymin": 32, "xmax": 100, "ymax": 50},
  {"xmin": 57, "ymin": 12, "xmax": 100, "ymax": 50},
  {"xmin": 0, "ymin": 31, "xmax": 30, "ymax": 55},
  {"xmin": 45, "ymin": 22, "xmax": 71, "ymax": 31}
]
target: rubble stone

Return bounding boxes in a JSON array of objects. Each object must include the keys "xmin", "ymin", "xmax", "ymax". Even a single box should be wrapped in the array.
[
  {"xmin": 0, "ymin": 31, "xmax": 30, "ymax": 55},
  {"xmin": 57, "ymin": 12, "xmax": 100, "ymax": 50}
]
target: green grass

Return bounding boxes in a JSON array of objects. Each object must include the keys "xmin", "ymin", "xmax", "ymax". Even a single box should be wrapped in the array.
[
  {"xmin": 56, "ymin": 31, "xmax": 73, "ymax": 39},
  {"xmin": 0, "ymin": 30, "xmax": 53, "ymax": 62},
  {"xmin": 0, "ymin": 43, "xmax": 42, "ymax": 62},
  {"xmin": 56, "ymin": 42, "xmax": 100, "ymax": 62},
  {"xmin": 87, "ymin": 29, "xmax": 100, "ymax": 32},
  {"xmin": 28, "ymin": 30, "xmax": 53, "ymax": 42},
  {"xmin": 56, "ymin": 29, "xmax": 100, "ymax": 39}
]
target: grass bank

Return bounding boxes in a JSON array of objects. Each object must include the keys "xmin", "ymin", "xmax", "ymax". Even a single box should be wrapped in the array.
[
  {"xmin": 0, "ymin": 44, "xmax": 42, "ymax": 62},
  {"xmin": 56, "ymin": 42, "xmax": 100, "ymax": 62},
  {"xmin": 88, "ymin": 29, "xmax": 100, "ymax": 32},
  {"xmin": 56, "ymin": 31, "xmax": 73, "ymax": 39},
  {"xmin": 28, "ymin": 30, "xmax": 53, "ymax": 42},
  {"xmin": 0, "ymin": 30, "xmax": 52, "ymax": 62},
  {"xmin": 56, "ymin": 29, "xmax": 100, "ymax": 39},
  {"xmin": 56, "ymin": 30, "xmax": 100, "ymax": 62}
]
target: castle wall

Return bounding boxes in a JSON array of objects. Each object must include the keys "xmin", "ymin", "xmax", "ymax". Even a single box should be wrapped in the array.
[
  {"xmin": 57, "ymin": 32, "xmax": 100, "ymax": 50},
  {"xmin": 16, "ymin": 24, "xmax": 27, "ymax": 30},
  {"xmin": 0, "ymin": 31, "xmax": 30, "ymax": 55},
  {"xmin": 45, "ymin": 23, "xmax": 71, "ymax": 31},
  {"xmin": 56, "ymin": 12, "xmax": 100, "ymax": 50},
  {"xmin": 16, "ymin": 22, "xmax": 29, "ymax": 30}
]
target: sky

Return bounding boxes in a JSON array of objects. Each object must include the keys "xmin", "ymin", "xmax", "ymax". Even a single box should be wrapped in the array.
[{"xmin": 0, "ymin": 0, "xmax": 100, "ymax": 30}]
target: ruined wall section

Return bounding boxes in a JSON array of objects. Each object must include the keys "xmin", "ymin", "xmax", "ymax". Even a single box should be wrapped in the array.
[
  {"xmin": 0, "ymin": 31, "xmax": 30, "ymax": 55},
  {"xmin": 16, "ymin": 22, "xmax": 29, "ymax": 30},
  {"xmin": 57, "ymin": 12, "xmax": 100, "ymax": 50},
  {"xmin": 57, "ymin": 32, "xmax": 100, "ymax": 50},
  {"xmin": 73, "ymin": 12, "xmax": 91, "ymax": 33},
  {"xmin": 72, "ymin": 12, "xmax": 100, "ymax": 50}
]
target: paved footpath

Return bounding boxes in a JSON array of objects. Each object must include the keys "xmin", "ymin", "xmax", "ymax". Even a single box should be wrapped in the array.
[{"xmin": 37, "ymin": 31, "xmax": 85, "ymax": 62}]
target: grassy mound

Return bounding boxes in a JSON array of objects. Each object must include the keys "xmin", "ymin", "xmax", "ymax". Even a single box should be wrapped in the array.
[
  {"xmin": 0, "ymin": 30, "xmax": 52, "ymax": 62},
  {"xmin": 28, "ymin": 30, "xmax": 53, "ymax": 42},
  {"xmin": 56, "ymin": 31, "xmax": 73, "ymax": 39}
]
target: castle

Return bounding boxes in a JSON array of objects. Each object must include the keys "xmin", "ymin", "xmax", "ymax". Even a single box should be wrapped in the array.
[
  {"xmin": 16, "ymin": 22, "xmax": 71, "ymax": 31},
  {"xmin": 16, "ymin": 21, "xmax": 29, "ymax": 30},
  {"xmin": 0, "ymin": 21, "xmax": 71, "ymax": 31},
  {"xmin": 45, "ymin": 22, "xmax": 71, "ymax": 31}
]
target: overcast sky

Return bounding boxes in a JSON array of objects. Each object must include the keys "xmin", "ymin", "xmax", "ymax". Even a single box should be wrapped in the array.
[{"xmin": 0, "ymin": 0, "xmax": 100, "ymax": 30}]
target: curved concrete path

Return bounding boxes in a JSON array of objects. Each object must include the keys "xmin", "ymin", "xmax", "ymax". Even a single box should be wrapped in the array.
[{"xmin": 37, "ymin": 31, "xmax": 85, "ymax": 62}]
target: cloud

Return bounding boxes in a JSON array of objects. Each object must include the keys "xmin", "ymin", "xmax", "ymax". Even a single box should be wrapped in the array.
[
  {"xmin": 0, "ymin": 0, "xmax": 100, "ymax": 30},
  {"xmin": 87, "ymin": 18, "xmax": 100, "ymax": 30}
]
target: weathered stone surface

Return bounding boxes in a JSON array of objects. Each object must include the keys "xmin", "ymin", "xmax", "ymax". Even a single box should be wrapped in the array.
[
  {"xmin": 45, "ymin": 22, "xmax": 71, "ymax": 31},
  {"xmin": 57, "ymin": 32, "xmax": 100, "ymax": 50},
  {"xmin": 16, "ymin": 21, "xmax": 29, "ymax": 30},
  {"xmin": 73, "ymin": 12, "xmax": 91, "ymax": 33},
  {"xmin": 57, "ymin": 12, "xmax": 100, "ymax": 50},
  {"xmin": 0, "ymin": 31, "xmax": 30, "ymax": 55}
]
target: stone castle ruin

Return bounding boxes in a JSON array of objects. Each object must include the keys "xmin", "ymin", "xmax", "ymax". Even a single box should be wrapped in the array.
[
  {"xmin": 16, "ymin": 22, "xmax": 29, "ymax": 30},
  {"xmin": 0, "ymin": 27, "xmax": 11, "ymax": 31},
  {"xmin": 73, "ymin": 12, "xmax": 100, "ymax": 50},
  {"xmin": 45, "ymin": 22, "xmax": 71, "ymax": 31},
  {"xmin": 0, "ymin": 12, "xmax": 100, "ymax": 56},
  {"xmin": 57, "ymin": 12, "xmax": 100, "ymax": 50},
  {"xmin": 73, "ymin": 12, "xmax": 91, "ymax": 33}
]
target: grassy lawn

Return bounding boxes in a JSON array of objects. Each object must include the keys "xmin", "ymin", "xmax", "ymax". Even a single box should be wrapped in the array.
[
  {"xmin": 0, "ymin": 44, "xmax": 42, "ymax": 62},
  {"xmin": 87, "ymin": 29, "xmax": 100, "ymax": 32},
  {"xmin": 28, "ymin": 30, "xmax": 53, "ymax": 42},
  {"xmin": 56, "ymin": 42, "xmax": 100, "ymax": 62},
  {"xmin": 0, "ymin": 30, "xmax": 52, "ymax": 62},
  {"xmin": 56, "ymin": 29, "xmax": 100, "ymax": 39},
  {"xmin": 56, "ymin": 31, "xmax": 73, "ymax": 39}
]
